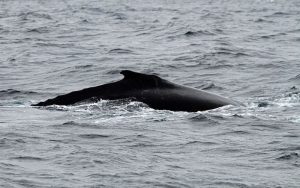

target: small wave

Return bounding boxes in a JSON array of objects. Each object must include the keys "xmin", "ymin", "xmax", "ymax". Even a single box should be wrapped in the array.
[
  {"xmin": 108, "ymin": 48, "xmax": 134, "ymax": 54},
  {"xmin": 223, "ymin": 130, "xmax": 251, "ymax": 135},
  {"xmin": 93, "ymin": 160, "xmax": 105, "ymax": 164},
  {"xmin": 215, "ymin": 47, "xmax": 250, "ymax": 57},
  {"xmin": 80, "ymin": 7, "xmax": 105, "ymax": 14},
  {"xmin": 0, "ymin": 138, "xmax": 26, "ymax": 149},
  {"xmin": 34, "ymin": 42, "xmax": 71, "ymax": 48},
  {"xmin": 111, "ymin": 13, "xmax": 127, "ymax": 20},
  {"xmin": 204, "ymin": 63, "xmax": 234, "ymax": 70},
  {"xmin": 257, "ymin": 101, "xmax": 271, "ymax": 107},
  {"xmin": 81, "ymin": 19, "xmax": 89, "ymax": 23},
  {"xmin": 74, "ymin": 64, "xmax": 93, "ymax": 69},
  {"xmin": 190, "ymin": 114, "xmax": 220, "ymax": 124},
  {"xmin": 273, "ymin": 12, "xmax": 288, "ymax": 16},
  {"xmin": 199, "ymin": 83, "xmax": 224, "ymax": 90},
  {"xmin": 190, "ymin": 114, "xmax": 210, "ymax": 121},
  {"xmin": 252, "ymin": 91, "xmax": 300, "ymax": 109},
  {"xmin": 289, "ymin": 117, "xmax": 300, "ymax": 123},
  {"xmin": 10, "ymin": 156, "xmax": 46, "ymax": 161},
  {"xmin": 42, "ymin": 105, "xmax": 70, "ymax": 111},
  {"xmin": 276, "ymin": 152, "xmax": 299, "ymax": 161},
  {"xmin": 129, "ymin": 143, "xmax": 158, "ymax": 148},
  {"xmin": 3, "ymin": 132, "xmax": 41, "ymax": 140},
  {"xmin": 87, "ymin": 173, "xmax": 121, "ymax": 178},
  {"xmin": 172, "ymin": 55, "xmax": 193, "ymax": 62},
  {"xmin": 274, "ymin": 92, "xmax": 300, "ymax": 107},
  {"xmin": 78, "ymin": 134, "xmax": 111, "ymax": 139},
  {"xmin": 253, "ymin": 18, "xmax": 274, "ymax": 23},
  {"xmin": 27, "ymin": 27, "xmax": 50, "ymax": 34},
  {"xmin": 0, "ymin": 89, "xmax": 38, "ymax": 102},
  {"xmin": 277, "ymin": 146, "xmax": 300, "ymax": 152},
  {"xmin": 184, "ymin": 140, "xmax": 217, "ymax": 146},
  {"xmin": 19, "ymin": 12, "xmax": 52, "ymax": 20},
  {"xmin": 0, "ymin": 162, "xmax": 17, "ymax": 168},
  {"xmin": 0, "ymin": 138, "xmax": 26, "ymax": 144},
  {"xmin": 39, "ymin": 99, "xmax": 150, "ymax": 116},
  {"xmin": 52, "ymin": 121, "xmax": 99, "ymax": 129},
  {"xmin": 0, "ymin": 89, "xmax": 37, "ymax": 95},
  {"xmin": 287, "ymin": 28, "xmax": 300, "ymax": 34},
  {"xmin": 260, "ymin": 32, "xmax": 286, "ymax": 39},
  {"xmin": 256, "ymin": 63, "xmax": 284, "ymax": 69},
  {"xmin": 215, "ymin": 181, "xmax": 251, "ymax": 188},
  {"xmin": 265, "ymin": 11, "xmax": 291, "ymax": 18},
  {"xmin": 184, "ymin": 30, "xmax": 215, "ymax": 37},
  {"xmin": 289, "ymin": 74, "xmax": 300, "ymax": 81}
]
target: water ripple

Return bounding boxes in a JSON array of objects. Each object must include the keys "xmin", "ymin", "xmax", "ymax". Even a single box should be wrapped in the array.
[{"xmin": 1, "ymin": 0, "xmax": 300, "ymax": 187}]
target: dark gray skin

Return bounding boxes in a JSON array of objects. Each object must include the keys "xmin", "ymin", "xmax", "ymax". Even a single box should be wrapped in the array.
[{"xmin": 32, "ymin": 70, "xmax": 237, "ymax": 112}]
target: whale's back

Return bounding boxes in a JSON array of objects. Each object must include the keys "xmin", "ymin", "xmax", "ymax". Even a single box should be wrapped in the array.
[{"xmin": 33, "ymin": 70, "xmax": 236, "ymax": 112}]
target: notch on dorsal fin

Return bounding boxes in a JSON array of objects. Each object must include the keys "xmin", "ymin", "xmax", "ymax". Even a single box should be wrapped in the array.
[{"xmin": 120, "ymin": 70, "xmax": 162, "ymax": 87}]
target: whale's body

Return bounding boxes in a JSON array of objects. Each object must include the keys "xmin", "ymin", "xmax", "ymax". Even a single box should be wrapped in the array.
[{"xmin": 33, "ymin": 70, "xmax": 236, "ymax": 112}]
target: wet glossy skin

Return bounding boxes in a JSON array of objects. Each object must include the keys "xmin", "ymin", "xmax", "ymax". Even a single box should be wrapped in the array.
[{"xmin": 33, "ymin": 70, "xmax": 236, "ymax": 112}]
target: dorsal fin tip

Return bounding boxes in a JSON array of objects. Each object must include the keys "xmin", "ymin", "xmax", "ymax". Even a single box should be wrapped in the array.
[
  {"xmin": 120, "ymin": 70, "xmax": 162, "ymax": 81},
  {"xmin": 120, "ymin": 70, "xmax": 151, "ymax": 78},
  {"xmin": 120, "ymin": 70, "xmax": 135, "ymax": 76}
]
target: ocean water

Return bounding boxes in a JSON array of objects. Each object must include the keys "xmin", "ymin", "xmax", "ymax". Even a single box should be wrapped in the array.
[{"xmin": 1, "ymin": 0, "xmax": 300, "ymax": 187}]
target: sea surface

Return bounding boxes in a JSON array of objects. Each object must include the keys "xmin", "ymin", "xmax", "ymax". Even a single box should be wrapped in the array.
[{"xmin": 1, "ymin": 0, "xmax": 300, "ymax": 187}]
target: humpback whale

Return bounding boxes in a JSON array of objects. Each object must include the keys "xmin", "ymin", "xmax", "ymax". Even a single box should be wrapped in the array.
[{"xmin": 32, "ymin": 70, "xmax": 237, "ymax": 112}]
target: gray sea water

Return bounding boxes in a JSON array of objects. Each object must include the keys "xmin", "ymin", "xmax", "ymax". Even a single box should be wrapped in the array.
[{"xmin": 1, "ymin": 0, "xmax": 300, "ymax": 187}]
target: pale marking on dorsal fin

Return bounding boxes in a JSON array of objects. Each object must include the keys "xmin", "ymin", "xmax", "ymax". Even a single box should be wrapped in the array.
[
  {"xmin": 120, "ymin": 70, "xmax": 176, "ymax": 89},
  {"xmin": 120, "ymin": 70, "xmax": 157, "ymax": 80},
  {"xmin": 120, "ymin": 70, "xmax": 163, "ymax": 88}
]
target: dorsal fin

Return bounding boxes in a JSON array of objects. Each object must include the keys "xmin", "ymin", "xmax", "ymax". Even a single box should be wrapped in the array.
[
  {"xmin": 120, "ymin": 70, "xmax": 148, "ymax": 79},
  {"xmin": 120, "ymin": 70, "xmax": 162, "ymax": 88}
]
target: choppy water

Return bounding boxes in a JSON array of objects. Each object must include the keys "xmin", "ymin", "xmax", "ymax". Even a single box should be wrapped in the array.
[{"xmin": 1, "ymin": 0, "xmax": 300, "ymax": 187}]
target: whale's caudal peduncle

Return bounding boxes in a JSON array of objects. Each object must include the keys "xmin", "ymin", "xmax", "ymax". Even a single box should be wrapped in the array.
[{"xmin": 32, "ymin": 70, "xmax": 237, "ymax": 112}]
